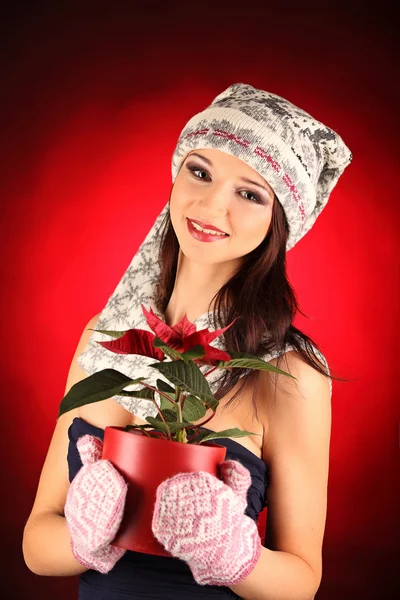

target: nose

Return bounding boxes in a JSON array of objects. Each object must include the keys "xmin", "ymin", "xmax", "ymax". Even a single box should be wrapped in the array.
[{"xmin": 196, "ymin": 184, "xmax": 229, "ymax": 217}]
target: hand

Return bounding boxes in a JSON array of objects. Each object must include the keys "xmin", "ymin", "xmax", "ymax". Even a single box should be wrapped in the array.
[
  {"xmin": 64, "ymin": 434, "xmax": 127, "ymax": 574},
  {"xmin": 151, "ymin": 459, "xmax": 262, "ymax": 586}
]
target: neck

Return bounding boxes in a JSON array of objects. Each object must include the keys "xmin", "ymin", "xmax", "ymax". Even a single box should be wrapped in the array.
[{"xmin": 163, "ymin": 249, "xmax": 238, "ymax": 327}]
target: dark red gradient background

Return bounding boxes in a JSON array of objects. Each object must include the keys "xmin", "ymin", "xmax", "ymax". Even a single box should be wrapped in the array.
[{"xmin": 1, "ymin": 3, "xmax": 398, "ymax": 599}]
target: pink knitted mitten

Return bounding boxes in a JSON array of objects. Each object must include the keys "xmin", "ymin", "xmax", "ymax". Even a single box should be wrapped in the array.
[
  {"xmin": 151, "ymin": 459, "xmax": 262, "ymax": 586},
  {"xmin": 64, "ymin": 434, "xmax": 127, "ymax": 574}
]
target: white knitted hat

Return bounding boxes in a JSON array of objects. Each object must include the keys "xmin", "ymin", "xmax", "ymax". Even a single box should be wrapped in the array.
[{"xmin": 171, "ymin": 82, "xmax": 352, "ymax": 250}]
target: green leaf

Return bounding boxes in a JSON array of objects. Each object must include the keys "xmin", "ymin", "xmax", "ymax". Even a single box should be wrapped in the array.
[
  {"xmin": 152, "ymin": 340, "xmax": 206, "ymax": 364},
  {"xmin": 58, "ymin": 370, "xmax": 146, "ymax": 417},
  {"xmin": 167, "ymin": 421, "xmax": 193, "ymax": 433},
  {"xmin": 182, "ymin": 395, "xmax": 207, "ymax": 422},
  {"xmin": 153, "ymin": 337, "xmax": 183, "ymax": 361},
  {"xmin": 216, "ymin": 353, "xmax": 297, "ymax": 379},
  {"xmin": 154, "ymin": 409, "xmax": 178, "ymax": 423},
  {"xmin": 119, "ymin": 386, "xmax": 155, "ymax": 400},
  {"xmin": 125, "ymin": 423, "xmax": 155, "ymax": 431},
  {"xmin": 88, "ymin": 328, "xmax": 127, "ymax": 339},
  {"xmin": 159, "ymin": 394, "xmax": 177, "ymax": 411},
  {"xmin": 149, "ymin": 359, "xmax": 218, "ymax": 410},
  {"xmin": 145, "ymin": 416, "xmax": 171, "ymax": 435},
  {"xmin": 180, "ymin": 345, "xmax": 206, "ymax": 361},
  {"xmin": 187, "ymin": 429, "xmax": 210, "ymax": 443},
  {"xmin": 155, "ymin": 379, "xmax": 177, "ymax": 409},
  {"xmin": 156, "ymin": 379, "xmax": 175, "ymax": 394},
  {"xmin": 198, "ymin": 428, "xmax": 262, "ymax": 444}
]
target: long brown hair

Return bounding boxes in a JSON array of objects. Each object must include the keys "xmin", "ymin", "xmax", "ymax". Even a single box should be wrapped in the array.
[{"xmin": 154, "ymin": 195, "xmax": 344, "ymax": 419}]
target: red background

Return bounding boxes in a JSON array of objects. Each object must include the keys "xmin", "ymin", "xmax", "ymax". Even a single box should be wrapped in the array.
[{"xmin": 1, "ymin": 2, "xmax": 398, "ymax": 598}]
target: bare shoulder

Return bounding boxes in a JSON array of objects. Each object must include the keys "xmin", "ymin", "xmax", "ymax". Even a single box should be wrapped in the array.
[{"xmin": 258, "ymin": 349, "xmax": 332, "ymax": 463}]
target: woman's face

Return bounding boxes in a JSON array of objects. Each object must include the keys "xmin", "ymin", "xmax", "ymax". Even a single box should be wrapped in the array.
[{"xmin": 170, "ymin": 148, "xmax": 275, "ymax": 267}]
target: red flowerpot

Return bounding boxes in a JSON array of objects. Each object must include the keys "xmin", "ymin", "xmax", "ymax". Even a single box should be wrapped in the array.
[{"xmin": 101, "ymin": 426, "xmax": 227, "ymax": 557}]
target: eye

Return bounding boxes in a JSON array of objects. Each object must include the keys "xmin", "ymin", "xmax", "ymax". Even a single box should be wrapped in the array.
[
  {"xmin": 187, "ymin": 165, "xmax": 210, "ymax": 181},
  {"xmin": 240, "ymin": 190, "xmax": 263, "ymax": 204},
  {"xmin": 186, "ymin": 163, "xmax": 264, "ymax": 205}
]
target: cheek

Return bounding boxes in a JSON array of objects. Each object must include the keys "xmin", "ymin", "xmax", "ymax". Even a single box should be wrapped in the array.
[
  {"xmin": 169, "ymin": 190, "xmax": 182, "ymax": 219},
  {"xmin": 238, "ymin": 209, "xmax": 272, "ymax": 238},
  {"xmin": 169, "ymin": 189, "xmax": 192, "ymax": 234},
  {"xmin": 170, "ymin": 182, "xmax": 191, "ymax": 212}
]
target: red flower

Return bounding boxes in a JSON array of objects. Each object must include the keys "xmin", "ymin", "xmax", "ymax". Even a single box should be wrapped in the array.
[
  {"xmin": 98, "ymin": 327, "xmax": 165, "ymax": 361},
  {"xmin": 98, "ymin": 304, "xmax": 238, "ymax": 366}
]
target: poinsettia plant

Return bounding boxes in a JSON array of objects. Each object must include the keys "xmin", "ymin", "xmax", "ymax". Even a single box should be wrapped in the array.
[{"xmin": 59, "ymin": 304, "xmax": 295, "ymax": 445}]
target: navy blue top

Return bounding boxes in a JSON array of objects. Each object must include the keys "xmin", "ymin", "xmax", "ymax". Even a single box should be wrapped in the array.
[{"xmin": 67, "ymin": 417, "xmax": 268, "ymax": 599}]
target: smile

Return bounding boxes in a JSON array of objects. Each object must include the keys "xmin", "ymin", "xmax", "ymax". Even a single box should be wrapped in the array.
[{"xmin": 187, "ymin": 218, "xmax": 230, "ymax": 243}]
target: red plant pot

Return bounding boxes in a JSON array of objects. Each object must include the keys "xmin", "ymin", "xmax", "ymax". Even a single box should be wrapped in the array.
[{"xmin": 101, "ymin": 426, "xmax": 227, "ymax": 557}]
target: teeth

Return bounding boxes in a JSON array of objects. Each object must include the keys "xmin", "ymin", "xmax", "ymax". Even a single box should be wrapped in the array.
[{"xmin": 190, "ymin": 220, "xmax": 227, "ymax": 236}]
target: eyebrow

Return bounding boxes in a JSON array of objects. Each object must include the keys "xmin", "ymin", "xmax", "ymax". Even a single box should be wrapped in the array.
[{"xmin": 187, "ymin": 152, "xmax": 273, "ymax": 195}]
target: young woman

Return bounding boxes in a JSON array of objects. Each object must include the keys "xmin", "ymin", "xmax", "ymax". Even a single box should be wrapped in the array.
[{"xmin": 22, "ymin": 83, "xmax": 352, "ymax": 599}]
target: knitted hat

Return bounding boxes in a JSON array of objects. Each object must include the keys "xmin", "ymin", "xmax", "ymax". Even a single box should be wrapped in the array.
[
  {"xmin": 171, "ymin": 82, "xmax": 352, "ymax": 250},
  {"xmin": 77, "ymin": 83, "xmax": 351, "ymax": 418}
]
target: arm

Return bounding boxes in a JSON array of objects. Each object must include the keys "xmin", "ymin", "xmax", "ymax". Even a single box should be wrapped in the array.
[
  {"xmin": 22, "ymin": 313, "xmax": 135, "ymax": 576},
  {"xmin": 228, "ymin": 350, "xmax": 332, "ymax": 600}
]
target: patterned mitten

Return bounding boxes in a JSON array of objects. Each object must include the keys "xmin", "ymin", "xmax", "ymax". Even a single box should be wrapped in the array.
[
  {"xmin": 151, "ymin": 459, "xmax": 261, "ymax": 586},
  {"xmin": 64, "ymin": 434, "xmax": 127, "ymax": 574}
]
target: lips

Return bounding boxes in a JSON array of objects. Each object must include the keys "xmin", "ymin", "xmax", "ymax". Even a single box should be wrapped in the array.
[
  {"xmin": 188, "ymin": 218, "xmax": 229, "ymax": 235},
  {"xmin": 186, "ymin": 218, "xmax": 229, "ymax": 242}
]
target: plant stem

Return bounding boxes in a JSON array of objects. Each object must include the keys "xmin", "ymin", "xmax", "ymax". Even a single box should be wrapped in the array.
[
  {"xmin": 181, "ymin": 393, "xmax": 187, "ymax": 411},
  {"xmin": 138, "ymin": 428, "xmax": 152, "ymax": 437},
  {"xmin": 139, "ymin": 382, "xmax": 177, "ymax": 406},
  {"xmin": 137, "ymin": 383, "xmax": 173, "ymax": 441},
  {"xmin": 134, "ymin": 427, "xmax": 170, "ymax": 442},
  {"xmin": 202, "ymin": 365, "xmax": 218, "ymax": 377},
  {"xmin": 176, "ymin": 387, "xmax": 183, "ymax": 423},
  {"xmin": 173, "ymin": 387, "xmax": 188, "ymax": 443},
  {"xmin": 191, "ymin": 410, "xmax": 217, "ymax": 430}
]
